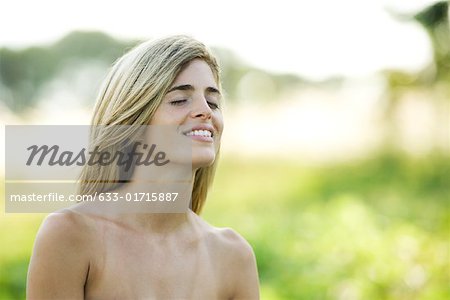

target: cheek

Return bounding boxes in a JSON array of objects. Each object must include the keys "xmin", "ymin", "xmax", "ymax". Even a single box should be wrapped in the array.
[
  {"xmin": 150, "ymin": 106, "xmax": 186, "ymax": 125},
  {"xmin": 213, "ymin": 113, "xmax": 224, "ymax": 136},
  {"xmin": 148, "ymin": 105, "xmax": 165, "ymax": 125}
]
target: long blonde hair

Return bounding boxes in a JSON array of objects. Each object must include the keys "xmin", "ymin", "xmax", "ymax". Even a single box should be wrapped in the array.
[{"xmin": 78, "ymin": 35, "xmax": 221, "ymax": 214}]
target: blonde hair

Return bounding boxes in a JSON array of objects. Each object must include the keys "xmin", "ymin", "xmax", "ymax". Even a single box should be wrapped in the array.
[{"xmin": 78, "ymin": 35, "xmax": 221, "ymax": 214}]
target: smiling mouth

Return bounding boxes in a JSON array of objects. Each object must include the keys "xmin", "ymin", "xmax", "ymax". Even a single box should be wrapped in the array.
[{"xmin": 183, "ymin": 129, "xmax": 213, "ymax": 138}]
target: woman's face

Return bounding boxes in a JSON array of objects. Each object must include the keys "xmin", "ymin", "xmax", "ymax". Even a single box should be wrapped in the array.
[{"xmin": 150, "ymin": 59, "xmax": 224, "ymax": 169}]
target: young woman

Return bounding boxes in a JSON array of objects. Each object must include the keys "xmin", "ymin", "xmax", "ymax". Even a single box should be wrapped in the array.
[{"xmin": 27, "ymin": 35, "xmax": 260, "ymax": 299}]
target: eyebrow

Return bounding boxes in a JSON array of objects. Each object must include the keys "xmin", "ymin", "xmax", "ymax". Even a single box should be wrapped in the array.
[{"xmin": 167, "ymin": 84, "xmax": 221, "ymax": 95}]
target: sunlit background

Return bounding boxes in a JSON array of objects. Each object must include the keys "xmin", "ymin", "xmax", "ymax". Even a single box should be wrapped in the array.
[{"xmin": 0, "ymin": 0, "xmax": 449, "ymax": 299}]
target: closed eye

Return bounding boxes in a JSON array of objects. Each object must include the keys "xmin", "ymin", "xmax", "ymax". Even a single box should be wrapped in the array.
[
  {"xmin": 207, "ymin": 102, "xmax": 219, "ymax": 109},
  {"xmin": 170, "ymin": 99, "xmax": 187, "ymax": 106}
]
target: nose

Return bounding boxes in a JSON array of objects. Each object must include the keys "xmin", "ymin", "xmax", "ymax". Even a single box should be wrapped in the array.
[{"xmin": 190, "ymin": 96, "xmax": 212, "ymax": 120}]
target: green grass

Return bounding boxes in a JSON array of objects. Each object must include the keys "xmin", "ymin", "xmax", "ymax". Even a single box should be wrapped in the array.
[
  {"xmin": 203, "ymin": 151, "xmax": 449, "ymax": 299},
  {"xmin": 0, "ymin": 213, "xmax": 44, "ymax": 299},
  {"xmin": 1, "ymin": 151, "xmax": 449, "ymax": 299}
]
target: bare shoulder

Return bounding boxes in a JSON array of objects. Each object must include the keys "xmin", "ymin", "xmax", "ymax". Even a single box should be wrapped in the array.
[
  {"xmin": 213, "ymin": 227, "xmax": 256, "ymax": 261},
  {"xmin": 27, "ymin": 209, "xmax": 96, "ymax": 299},
  {"xmin": 194, "ymin": 216, "xmax": 260, "ymax": 299},
  {"xmin": 32, "ymin": 208, "xmax": 98, "ymax": 257},
  {"xmin": 37, "ymin": 208, "xmax": 95, "ymax": 244},
  {"xmin": 213, "ymin": 227, "xmax": 260, "ymax": 299},
  {"xmin": 192, "ymin": 213, "xmax": 254, "ymax": 257}
]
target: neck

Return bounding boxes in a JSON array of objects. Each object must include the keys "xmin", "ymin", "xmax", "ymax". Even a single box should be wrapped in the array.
[{"xmin": 110, "ymin": 164, "xmax": 196, "ymax": 232}]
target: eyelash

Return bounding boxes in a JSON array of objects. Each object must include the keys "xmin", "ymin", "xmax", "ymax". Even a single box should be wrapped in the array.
[
  {"xmin": 208, "ymin": 102, "xmax": 219, "ymax": 109},
  {"xmin": 170, "ymin": 99, "xmax": 187, "ymax": 106},
  {"xmin": 170, "ymin": 100, "xmax": 220, "ymax": 110}
]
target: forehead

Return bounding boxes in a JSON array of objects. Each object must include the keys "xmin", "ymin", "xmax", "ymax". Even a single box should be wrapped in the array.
[{"xmin": 172, "ymin": 59, "xmax": 217, "ymax": 87}]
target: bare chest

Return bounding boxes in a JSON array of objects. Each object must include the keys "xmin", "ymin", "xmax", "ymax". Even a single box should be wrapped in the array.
[{"xmin": 84, "ymin": 228, "xmax": 229, "ymax": 300}]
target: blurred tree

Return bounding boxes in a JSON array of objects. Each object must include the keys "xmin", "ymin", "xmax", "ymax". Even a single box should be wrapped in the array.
[
  {"xmin": 0, "ymin": 31, "xmax": 305, "ymax": 114},
  {"xmin": 384, "ymin": 1, "xmax": 449, "ymax": 87},
  {"xmin": 0, "ymin": 47, "xmax": 54, "ymax": 112},
  {"xmin": 0, "ymin": 31, "xmax": 135, "ymax": 113},
  {"xmin": 414, "ymin": 1, "xmax": 450, "ymax": 82},
  {"xmin": 382, "ymin": 1, "xmax": 449, "ymax": 153},
  {"xmin": 51, "ymin": 31, "xmax": 135, "ymax": 62}
]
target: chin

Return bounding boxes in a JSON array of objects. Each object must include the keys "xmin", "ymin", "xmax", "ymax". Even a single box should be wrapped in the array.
[{"xmin": 192, "ymin": 150, "xmax": 216, "ymax": 169}]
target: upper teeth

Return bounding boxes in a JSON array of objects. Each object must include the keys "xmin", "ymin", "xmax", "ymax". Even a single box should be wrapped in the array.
[{"xmin": 185, "ymin": 130, "xmax": 212, "ymax": 137}]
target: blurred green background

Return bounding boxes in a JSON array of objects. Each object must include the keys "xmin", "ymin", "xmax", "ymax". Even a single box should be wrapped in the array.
[{"xmin": 1, "ymin": 1, "xmax": 449, "ymax": 299}]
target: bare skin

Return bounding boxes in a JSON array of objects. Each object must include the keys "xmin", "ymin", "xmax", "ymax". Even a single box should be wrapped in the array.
[
  {"xmin": 27, "ymin": 207, "xmax": 259, "ymax": 299},
  {"xmin": 27, "ymin": 59, "xmax": 260, "ymax": 299}
]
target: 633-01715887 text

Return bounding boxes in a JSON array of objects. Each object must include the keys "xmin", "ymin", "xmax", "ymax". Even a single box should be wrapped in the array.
[{"xmin": 97, "ymin": 192, "xmax": 179, "ymax": 202}]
